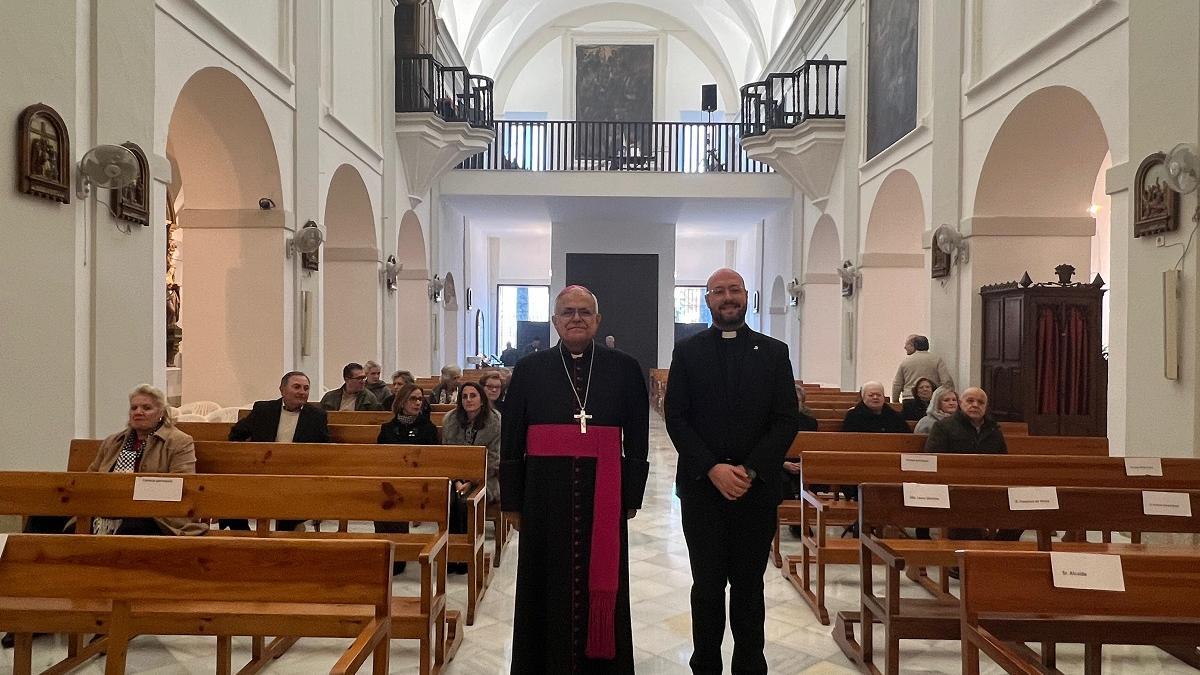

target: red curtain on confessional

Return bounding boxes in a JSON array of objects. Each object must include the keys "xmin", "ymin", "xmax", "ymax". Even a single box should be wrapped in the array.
[
  {"xmin": 1063, "ymin": 306, "xmax": 1090, "ymax": 415},
  {"xmin": 1036, "ymin": 307, "xmax": 1059, "ymax": 415}
]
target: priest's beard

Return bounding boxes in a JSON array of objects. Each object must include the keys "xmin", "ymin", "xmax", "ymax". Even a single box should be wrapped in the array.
[{"xmin": 710, "ymin": 302, "xmax": 747, "ymax": 330}]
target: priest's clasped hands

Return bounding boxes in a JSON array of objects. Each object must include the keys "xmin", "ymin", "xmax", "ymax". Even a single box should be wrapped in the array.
[{"xmin": 707, "ymin": 463, "xmax": 753, "ymax": 500}]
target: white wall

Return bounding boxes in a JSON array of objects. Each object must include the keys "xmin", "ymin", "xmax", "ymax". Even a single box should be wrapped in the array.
[
  {"xmin": 674, "ymin": 234, "xmax": 731, "ymax": 284},
  {"xmin": 551, "ymin": 220, "xmax": 676, "ymax": 366}
]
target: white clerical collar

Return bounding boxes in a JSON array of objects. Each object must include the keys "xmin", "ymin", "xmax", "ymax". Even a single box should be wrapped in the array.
[{"xmin": 721, "ymin": 331, "xmax": 738, "ymax": 339}]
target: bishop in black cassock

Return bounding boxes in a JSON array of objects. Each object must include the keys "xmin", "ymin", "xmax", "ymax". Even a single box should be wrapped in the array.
[{"xmin": 500, "ymin": 286, "xmax": 649, "ymax": 674}]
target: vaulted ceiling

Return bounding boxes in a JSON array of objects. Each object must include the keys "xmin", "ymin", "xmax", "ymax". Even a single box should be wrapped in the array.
[{"xmin": 435, "ymin": 0, "xmax": 799, "ymax": 89}]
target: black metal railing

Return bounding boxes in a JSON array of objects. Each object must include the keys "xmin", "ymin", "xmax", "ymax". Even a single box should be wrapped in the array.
[
  {"xmin": 396, "ymin": 54, "xmax": 494, "ymax": 128},
  {"xmin": 740, "ymin": 59, "xmax": 846, "ymax": 137},
  {"xmin": 456, "ymin": 120, "xmax": 771, "ymax": 173}
]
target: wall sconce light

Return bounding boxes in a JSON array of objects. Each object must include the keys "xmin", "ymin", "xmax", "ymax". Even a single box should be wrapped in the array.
[
  {"xmin": 428, "ymin": 274, "xmax": 444, "ymax": 303},
  {"xmin": 786, "ymin": 277, "xmax": 803, "ymax": 306},
  {"xmin": 384, "ymin": 255, "xmax": 401, "ymax": 293}
]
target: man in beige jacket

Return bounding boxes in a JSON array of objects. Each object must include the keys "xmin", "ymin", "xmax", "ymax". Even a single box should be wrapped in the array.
[{"xmin": 892, "ymin": 335, "xmax": 954, "ymax": 401}]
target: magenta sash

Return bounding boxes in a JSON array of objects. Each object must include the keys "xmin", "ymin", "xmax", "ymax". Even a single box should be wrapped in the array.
[{"xmin": 526, "ymin": 423, "xmax": 622, "ymax": 660}]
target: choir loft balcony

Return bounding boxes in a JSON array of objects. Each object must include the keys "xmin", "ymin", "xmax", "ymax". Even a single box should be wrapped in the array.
[
  {"xmin": 739, "ymin": 60, "xmax": 846, "ymax": 206},
  {"xmin": 395, "ymin": 54, "xmax": 495, "ymax": 206},
  {"xmin": 455, "ymin": 120, "xmax": 772, "ymax": 174}
]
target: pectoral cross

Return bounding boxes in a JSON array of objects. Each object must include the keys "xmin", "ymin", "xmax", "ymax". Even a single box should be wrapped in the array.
[{"xmin": 574, "ymin": 409, "xmax": 593, "ymax": 434}]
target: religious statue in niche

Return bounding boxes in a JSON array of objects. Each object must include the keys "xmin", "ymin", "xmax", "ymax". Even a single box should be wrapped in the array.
[
  {"xmin": 17, "ymin": 103, "xmax": 71, "ymax": 203},
  {"xmin": 165, "ymin": 192, "xmax": 183, "ymax": 367},
  {"xmin": 114, "ymin": 142, "xmax": 149, "ymax": 226},
  {"xmin": 1133, "ymin": 151, "xmax": 1179, "ymax": 238}
]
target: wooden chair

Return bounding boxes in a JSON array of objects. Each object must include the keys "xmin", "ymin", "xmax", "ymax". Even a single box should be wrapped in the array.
[
  {"xmin": 0, "ymin": 534, "xmax": 393, "ymax": 675},
  {"xmin": 70, "ymin": 440, "xmax": 492, "ymax": 630},
  {"xmin": 782, "ymin": 449, "xmax": 1191, "ymax": 625},
  {"xmin": 959, "ymin": 550, "xmax": 1200, "ymax": 674},
  {"xmin": 839, "ymin": 483, "xmax": 1200, "ymax": 675}
]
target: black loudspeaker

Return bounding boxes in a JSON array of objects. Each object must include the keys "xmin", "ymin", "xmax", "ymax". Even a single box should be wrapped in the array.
[{"xmin": 701, "ymin": 84, "xmax": 717, "ymax": 112}]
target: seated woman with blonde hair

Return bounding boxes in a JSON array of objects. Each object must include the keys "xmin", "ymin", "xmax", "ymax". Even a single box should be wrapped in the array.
[
  {"xmin": 24, "ymin": 384, "xmax": 205, "ymax": 537},
  {"xmin": 914, "ymin": 385, "xmax": 957, "ymax": 435}
]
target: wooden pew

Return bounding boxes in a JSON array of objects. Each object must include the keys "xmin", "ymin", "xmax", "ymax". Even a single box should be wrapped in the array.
[
  {"xmin": 177, "ymin": 421, "xmax": 418, "ymax": 444},
  {"xmin": 0, "ymin": 534, "xmax": 393, "ymax": 675},
  {"xmin": 784, "ymin": 450, "xmax": 1191, "ymax": 625},
  {"xmin": 69, "ymin": 439, "xmax": 493, "ymax": 629},
  {"xmin": 813, "ymin": 419, "xmax": 1029, "ymax": 434},
  {"xmin": 0, "ymin": 471, "xmax": 452, "ymax": 675},
  {"xmin": 959, "ymin": 550, "xmax": 1200, "ymax": 674},
  {"xmin": 773, "ymin": 432, "xmax": 1107, "ymax": 574},
  {"xmin": 840, "ymin": 482, "xmax": 1200, "ymax": 674},
  {"xmin": 234, "ymin": 409, "xmax": 449, "ymax": 426}
]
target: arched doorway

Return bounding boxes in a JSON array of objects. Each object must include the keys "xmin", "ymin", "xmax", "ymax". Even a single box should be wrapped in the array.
[
  {"xmin": 971, "ymin": 85, "xmax": 1109, "ymax": 293},
  {"xmin": 858, "ymin": 169, "xmax": 927, "ymax": 389},
  {"xmin": 167, "ymin": 67, "xmax": 284, "ymax": 406},
  {"xmin": 396, "ymin": 210, "xmax": 432, "ymax": 375},
  {"xmin": 802, "ymin": 215, "xmax": 843, "ymax": 385},
  {"xmin": 322, "ymin": 164, "xmax": 379, "ymax": 386}
]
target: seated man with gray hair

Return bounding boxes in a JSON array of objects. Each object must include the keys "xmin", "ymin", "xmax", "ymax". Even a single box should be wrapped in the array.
[
  {"xmin": 430, "ymin": 364, "xmax": 462, "ymax": 404},
  {"xmin": 363, "ymin": 360, "xmax": 390, "ymax": 404},
  {"xmin": 842, "ymin": 381, "xmax": 911, "ymax": 434}
]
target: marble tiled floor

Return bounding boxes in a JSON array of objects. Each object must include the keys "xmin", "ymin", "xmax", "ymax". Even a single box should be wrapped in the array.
[{"xmin": 3, "ymin": 413, "xmax": 1196, "ymax": 673}]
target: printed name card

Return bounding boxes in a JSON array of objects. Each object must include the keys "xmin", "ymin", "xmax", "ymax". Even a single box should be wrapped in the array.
[
  {"xmin": 900, "ymin": 454, "xmax": 937, "ymax": 472},
  {"xmin": 1142, "ymin": 491, "xmax": 1193, "ymax": 517},
  {"xmin": 902, "ymin": 482, "xmax": 950, "ymax": 509},
  {"xmin": 133, "ymin": 476, "xmax": 184, "ymax": 502},
  {"xmin": 1049, "ymin": 552, "xmax": 1125, "ymax": 592},
  {"xmin": 1008, "ymin": 486, "xmax": 1060, "ymax": 511},
  {"xmin": 1124, "ymin": 457, "xmax": 1163, "ymax": 477}
]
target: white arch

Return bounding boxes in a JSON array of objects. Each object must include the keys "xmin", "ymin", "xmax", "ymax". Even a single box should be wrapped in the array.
[{"xmin": 324, "ymin": 164, "xmax": 381, "ymax": 385}]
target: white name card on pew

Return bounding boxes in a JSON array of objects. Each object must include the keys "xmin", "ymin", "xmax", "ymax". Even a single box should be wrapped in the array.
[
  {"xmin": 1124, "ymin": 457, "xmax": 1163, "ymax": 477},
  {"xmin": 900, "ymin": 454, "xmax": 937, "ymax": 472},
  {"xmin": 1008, "ymin": 486, "xmax": 1060, "ymax": 511},
  {"xmin": 133, "ymin": 476, "xmax": 184, "ymax": 502},
  {"xmin": 1050, "ymin": 552, "xmax": 1125, "ymax": 592},
  {"xmin": 903, "ymin": 482, "xmax": 950, "ymax": 508},
  {"xmin": 1142, "ymin": 491, "xmax": 1193, "ymax": 517}
]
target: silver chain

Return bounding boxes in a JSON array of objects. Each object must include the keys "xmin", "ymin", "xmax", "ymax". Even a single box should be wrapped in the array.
[{"xmin": 558, "ymin": 342, "xmax": 595, "ymax": 413}]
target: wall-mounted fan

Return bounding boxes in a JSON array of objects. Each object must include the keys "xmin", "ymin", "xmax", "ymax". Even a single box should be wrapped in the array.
[
  {"xmin": 76, "ymin": 144, "xmax": 138, "ymax": 200},
  {"xmin": 385, "ymin": 255, "xmax": 403, "ymax": 293},
  {"xmin": 786, "ymin": 277, "xmax": 803, "ymax": 306},
  {"xmin": 933, "ymin": 223, "xmax": 969, "ymax": 264},
  {"xmin": 837, "ymin": 261, "xmax": 859, "ymax": 298},
  {"xmin": 1164, "ymin": 143, "xmax": 1200, "ymax": 195},
  {"xmin": 287, "ymin": 220, "xmax": 324, "ymax": 258}
]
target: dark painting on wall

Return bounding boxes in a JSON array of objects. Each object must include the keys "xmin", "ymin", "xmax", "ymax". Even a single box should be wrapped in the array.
[
  {"xmin": 866, "ymin": 0, "xmax": 918, "ymax": 160},
  {"xmin": 575, "ymin": 44, "xmax": 654, "ymax": 161}
]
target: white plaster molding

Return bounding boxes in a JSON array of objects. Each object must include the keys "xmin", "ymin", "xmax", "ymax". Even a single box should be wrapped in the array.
[
  {"xmin": 804, "ymin": 272, "xmax": 840, "ymax": 284},
  {"xmin": 176, "ymin": 208, "xmax": 289, "ymax": 230},
  {"xmin": 741, "ymin": 118, "xmax": 845, "ymax": 202},
  {"xmin": 963, "ymin": 0, "xmax": 1125, "ymax": 103},
  {"xmin": 961, "ymin": 215, "xmax": 1096, "ymax": 238},
  {"xmin": 1105, "ymin": 160, "xmax": 1131, "ymax": 196},
  {"xmin": 860, "ymin": 252, "xmax": 923, "ymax": 269},
  {"xmin": 158, "ymin": 0, "xmax": 296, "ymax": 88},
  {"xmin": 394, "ymin": 113, "xmax": 494, "ymax": 209},
  {"xmin": 395, "ymin": 268, "xmax": 429, "ymax": 280},
  {"xmin": 759, "ymin": 0, "xmax": 849, "ymax": 75},
  {"xmin": 857, "ymin": 123, "xmax": 931, "ymax": 184},
  {"xmin": 322, "ymin": 105, "xmax": 385, "ymax": 166},
  {"xmin": 324, "ymin": 246, "xmax": 381, "ymax": 262}
]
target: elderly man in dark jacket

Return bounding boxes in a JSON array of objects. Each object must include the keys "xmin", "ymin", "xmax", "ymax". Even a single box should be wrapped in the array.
[
  {"xmin": 842, "ymin": 381, "xmax": 910, "ymax": 433},
  {"xmin": 924, "ymin": 387, "xmax": 1006, "ymax": 454}
]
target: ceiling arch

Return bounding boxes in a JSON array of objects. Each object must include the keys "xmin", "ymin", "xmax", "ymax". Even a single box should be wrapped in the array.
[
  {"xmin": 490, "ymin": 3, "xmax": 742, "ymax": 116},
  {"xmin": 446, "ymin": 0, "xmax": 786, "ymax": 82}
]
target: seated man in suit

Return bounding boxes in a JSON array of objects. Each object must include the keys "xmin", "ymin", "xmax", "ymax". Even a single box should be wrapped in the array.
[{"xmin": 222, "ymin": 371, "xmax": 331, "ymax": 531}]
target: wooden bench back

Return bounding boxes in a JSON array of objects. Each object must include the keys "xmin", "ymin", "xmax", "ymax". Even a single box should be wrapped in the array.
[
  {"xmin": 959, "ymin": 550, "xmax": 1200, "ymax": 620},
  {"xmin": 233, "ymin": 409, "xmax": 447, "ymax": 426},
  {"xmin": 802, "ymin": 451, "xmax": 1200, "ymax": 490},
  {"xmin": 787, "ymin": 432, "xmax": 1107, "ymax": 458},
  {"xmin": 0, "ymin": 533, "xmax": 391, "ymax": 606},
  {"xmin": 858, "ymin": 482, "xmax": 1200, "ymax": 533},
  {"xmin": 69, "ymin": 439, "xmax": 486, "ymax": 482},
  {"xmin": 177, "ymin": 421, "xmax": 417, "ymax": 444},
  {"xmin": 0, "ymin": 471, "xmax": 451, "ymax": 525}
]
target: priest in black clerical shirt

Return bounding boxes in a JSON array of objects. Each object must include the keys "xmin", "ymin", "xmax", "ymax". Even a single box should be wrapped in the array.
[
  {"xmin": 499, "ymin": 285, "xmax": 649, "ymax": 674},
  {"xmin": 665, "ymin": 268, "xmax": 800, "ymax": 675}
]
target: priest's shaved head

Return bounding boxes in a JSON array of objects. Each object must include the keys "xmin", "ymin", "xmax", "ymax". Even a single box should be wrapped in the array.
[
  {"xmin": 705, "ymin": 267, "xmax": 748, "ymax": 330},
  {"xmin": 552, "ymin": 285, "xmax": 601, "ymax": 353}
]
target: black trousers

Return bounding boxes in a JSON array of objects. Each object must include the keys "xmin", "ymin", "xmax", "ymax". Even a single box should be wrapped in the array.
[
  {"xmin": 218, "ymin": 519, "xmax": 305, "ymax": 532},
  {"xmin": 25, "ymin": 515, "xmax": 163, "ymax": 535},
  {"xmin": 680, "ymin": 489, "xmax": 777, "ymax": 675}
]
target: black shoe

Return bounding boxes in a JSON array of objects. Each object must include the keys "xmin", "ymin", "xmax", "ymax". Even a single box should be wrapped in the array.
[
  {"xmin": 392, "ymin": 561, "xmax": 407, "ymax": 575},
  {"xmin": 1, "ymin": 633, "xmax": 12, "ymax": 649},
  {"xmin": 448, "ymin": 562, "xmax": 468, "ymax": 575},
  {"xmin": 787, "ymin": 525, "xmax": 805, "ymax": 539},
  {"xmin": 947, "ymin": 567, "xmax": 960, "ymax": 580}
]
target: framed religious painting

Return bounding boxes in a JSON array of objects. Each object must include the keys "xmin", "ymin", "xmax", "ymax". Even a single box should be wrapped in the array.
[
  {"xmin": 301, "ymin": 248, "xmax": 320, "ymax": 272},
  {"xmin": 1133, "ymin": 152, "xmax": 1179, "ymax": 238},
  {"xmin": 931, "ymin": 245, "xmax": 951, "ymax": 279},
  {"xmin": 17, "ymin": 103, "xmax": 71, "ymax": 203},
  {"xmin": 114, "ymin": 142, "xmax": 150, "ymax": 226}
]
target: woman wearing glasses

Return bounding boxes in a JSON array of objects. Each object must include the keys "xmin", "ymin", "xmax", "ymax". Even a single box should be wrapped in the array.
[{"xmin": 375, "ymin": 382, "xmax": 439, "ymax": 573}]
